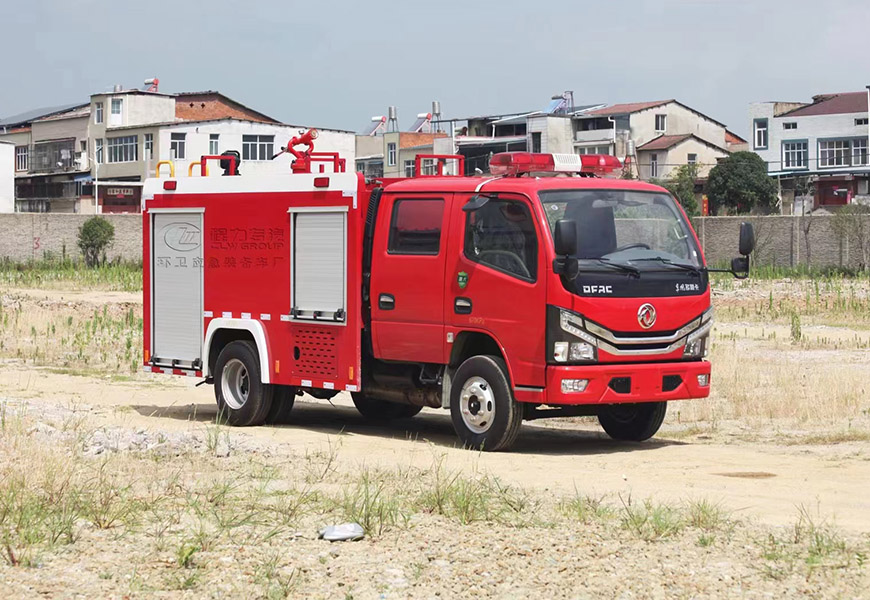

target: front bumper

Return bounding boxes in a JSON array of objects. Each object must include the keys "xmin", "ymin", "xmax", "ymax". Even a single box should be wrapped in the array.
[{"xmin": 539, "ymin": 361, "xmax": 711, "ymax": 406}]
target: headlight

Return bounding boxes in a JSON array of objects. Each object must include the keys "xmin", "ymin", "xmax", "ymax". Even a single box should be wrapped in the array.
[
  {"xmin": 683, "ymin": 335, "xmax": 708, "ymax": 358},
  {"xmin": 553, "ymin": 308, "xmax": 598, "ymax": 363}
]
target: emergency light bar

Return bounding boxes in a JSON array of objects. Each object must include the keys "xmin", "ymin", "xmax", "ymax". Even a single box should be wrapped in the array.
[{"xmin": 489, "ymin": 152, "xmax": 622, "ymax": 176}]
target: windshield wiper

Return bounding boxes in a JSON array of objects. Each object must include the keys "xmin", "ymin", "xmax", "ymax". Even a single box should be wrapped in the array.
[
  {"xmin": 630, "ymin": 257, "xmax": 702, "ymax": 275},
  {"xmin": 577, "ymin": 257, "xmax": 640, "ymax": 278}
]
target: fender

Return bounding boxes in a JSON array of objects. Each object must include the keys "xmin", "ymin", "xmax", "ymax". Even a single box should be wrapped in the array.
[{"xmin": 203, "ymin": 318, "xmax": 271, "ymax": 383}]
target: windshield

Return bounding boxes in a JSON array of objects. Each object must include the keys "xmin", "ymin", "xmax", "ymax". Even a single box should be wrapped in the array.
[{"xmin": 539, "ymin": 189, "xmax": 702, "ymax": 267}]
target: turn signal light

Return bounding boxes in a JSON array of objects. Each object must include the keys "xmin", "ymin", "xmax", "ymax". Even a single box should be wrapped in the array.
[{"xmin": 163, "ymin": 180, "xmax": 177, "ymax": 190}]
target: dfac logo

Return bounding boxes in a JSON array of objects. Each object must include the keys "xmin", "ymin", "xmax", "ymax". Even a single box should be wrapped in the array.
[
  {"xmin": 637, "ymin": 303, "xmax": 657, "ymax": 329},
  {"xmin": 162, "ymin": 223, "xmax": 201, "ymax": 252}
]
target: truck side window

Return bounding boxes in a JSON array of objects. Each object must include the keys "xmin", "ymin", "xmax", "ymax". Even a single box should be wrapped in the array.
[
  {"xmin": 465, "ymin": 199, "xmax": 537, "ymax": 281},
  {"xmin": 388, "ymin": 198, "xmax": 444, "ymax": 255}
]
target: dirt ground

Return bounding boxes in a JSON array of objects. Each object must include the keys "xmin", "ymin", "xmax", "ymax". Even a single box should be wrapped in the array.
[{"xmin": 1, "ymin": 280, "xmax": 869, "ymax": 598}]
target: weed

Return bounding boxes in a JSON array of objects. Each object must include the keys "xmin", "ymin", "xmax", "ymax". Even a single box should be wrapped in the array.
[{"xmin": 619, "ymin": 495, "xmax": 684, "ymax": 541}]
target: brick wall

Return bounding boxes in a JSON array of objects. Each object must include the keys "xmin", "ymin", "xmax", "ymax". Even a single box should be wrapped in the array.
[{"xmin": 0, "ymin": 214, "xmax": 141, "ymax": 263}]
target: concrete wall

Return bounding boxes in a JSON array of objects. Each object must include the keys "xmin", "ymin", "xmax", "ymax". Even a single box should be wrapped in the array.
[
  {"xmin": 0, "ymin": 213, "xmax": 141, "ymax": 262},
  {"xmin": 0, "ymin": 143, "xmax": 13, "ymax": 213},
  {"xmin": 631, "ymin": 103, "xmax": 727, "ymax": 150},
  {"xmin": 637, "ymin": 138, "xmax": 728, "ymax": 180},
  {"xmin": 3, "ymin": 212, "xmax": 869, "ymax": 270},
  {"xmin": 694, "ymin": 214, "xmax": 870, "ymax": 268}
]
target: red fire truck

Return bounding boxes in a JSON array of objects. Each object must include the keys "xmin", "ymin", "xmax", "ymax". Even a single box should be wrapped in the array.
[{"xmin": 142, "ymin": 131, "xmax": 754, "ymax": 451}]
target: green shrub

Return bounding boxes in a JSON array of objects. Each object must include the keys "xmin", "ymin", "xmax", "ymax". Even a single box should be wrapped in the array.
[{"xmin": 77, "ymin": 217, "xmax": 115, "ymax": 267}]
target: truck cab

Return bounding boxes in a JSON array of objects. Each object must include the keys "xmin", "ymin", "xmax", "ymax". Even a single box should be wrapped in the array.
[{"xmin": 359, "ymin": 152, "xmax": 752, "ymax": 450}]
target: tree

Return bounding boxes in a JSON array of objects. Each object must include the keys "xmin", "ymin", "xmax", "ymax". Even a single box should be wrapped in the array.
[
  {"xmin": 658, "ymin": 163, "xmax": 700, "ymax": 216},
  {"xmin": 705, "ymin": 151, "xmax": 777, "ymax": 215},
  {"xmin": 78, "ymin": 217, "xmax": 115, "ymax": 267}
]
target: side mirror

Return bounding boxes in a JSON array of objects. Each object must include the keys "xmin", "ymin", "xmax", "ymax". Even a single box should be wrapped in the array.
[
  {"xmin": 731, "ymin": 256, "xmax": 749, "ymax": 279},
  {"xmin": 554, "ymin": 219, "xmax": 577, "ymax": 256},
  {"xmin": 739, "ymin": 221, "xmax": 755, "ymax": 256}
]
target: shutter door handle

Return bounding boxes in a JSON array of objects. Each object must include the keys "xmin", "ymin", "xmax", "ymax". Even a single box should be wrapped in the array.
[
  {"xmin": 378, "ymin": 294, "xmax": 395, "ymax": 310},
  {"xmin": 454, "ymin": 297, "xmax": 472, "ymax": 315}
]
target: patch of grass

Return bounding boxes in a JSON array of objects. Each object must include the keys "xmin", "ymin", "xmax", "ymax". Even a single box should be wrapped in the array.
[
  {"xmin": 335, "ymin": 469, "xmax": 408, "ymax": 536},
  {"xmin": 560, "ymin": 492, "xmax": 614, "ymax": 524},
  {"xmin": 686, "ymin": 499, "xmax": 728, "ymax": 531},
  {"xmin": 0, "ymin": 258, "xmax": 142, "ymax": 292},
  {"xmin": 619, "ymin": 496, "xmax": 684, "ymax": 541}
]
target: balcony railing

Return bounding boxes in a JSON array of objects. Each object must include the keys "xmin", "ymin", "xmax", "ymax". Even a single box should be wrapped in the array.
[{"xmin": 28, "ymin": 139, "xmax": 83, "ymax": 174}]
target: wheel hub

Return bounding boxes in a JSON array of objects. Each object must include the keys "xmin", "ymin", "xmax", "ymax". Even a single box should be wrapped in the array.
[
  {"xmin": 221, "ymin": 358, "xmax": 249, "ymax": 410},
  {"xmin": 459, "ymin": 376, "xmax": 495, "ymax": 434}
]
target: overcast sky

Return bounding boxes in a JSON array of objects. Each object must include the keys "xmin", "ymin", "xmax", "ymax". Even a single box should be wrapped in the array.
[{"xmin": 3, "ymin": 0, "xmax": 869, "ymax": 137}]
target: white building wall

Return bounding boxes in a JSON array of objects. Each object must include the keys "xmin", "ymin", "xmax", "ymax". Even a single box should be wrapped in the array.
[
  {"xmin": 630, "ymin": 103, "xmax": 726, "ymax": 149},
  {"xmin": 750, "ymin": 102, "xmax": 870, "ymax": 173},
  {"xmin": 157, "ymin": 121, "xmax": 356, "ymax": 178},
  {"xmin": 0, "ymin": 142, "xmax": 13, "ymax": 213}
]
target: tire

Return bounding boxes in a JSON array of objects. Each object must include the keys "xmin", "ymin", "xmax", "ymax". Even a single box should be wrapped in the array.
[
  {"xmin": 449, "ymin": 355, "xmax": 522, "ymax": 451},
  {"xmin": 598, "ymin": 402, "xmax": 667, "ymax": 441},
  {"xmin": 214, "ymin": 340, "xmax": 273, "ymax": 426},
  {"xmin": 351, "ymin": 392, "xmax": 423, "ymax": 420},
  {"xmin": 266, "ymin": 385, "xmax": 297, "ymax": 425}
]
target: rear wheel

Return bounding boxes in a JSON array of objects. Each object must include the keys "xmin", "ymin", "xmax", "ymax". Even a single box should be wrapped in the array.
[
  {"xmin": 351, "ymin": 393, "xmax": 423, "ymax": 420},
  {"xmin": 266, "ymin": 385, "xmax": 297, "ymax": 425},
  {"xmin": 449, "ymin": 355, "xmax": 522, "ymax": 451},
  {"xmin": 214, "ymin": 341, "xmax": 273, "ymax": 426},
  {"xmin": 598, "ymin": 402, "xmax": 667, "ymax": 441}
]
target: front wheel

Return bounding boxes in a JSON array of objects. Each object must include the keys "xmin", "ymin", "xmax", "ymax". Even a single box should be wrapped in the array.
[
  {"xmin": 351, "ymin": 393, "xmax": 423, "ymax": 420},
  {"xmin": 214, "ymin": 340, "xmax": 273, "ymax": 426},
  {"xmin": 598, "ymin": 402, "xmax": 667, "ymax": 441},
  {"xmin": 450, "ymin": 355, "xmax": 522, "ymax": 451}
]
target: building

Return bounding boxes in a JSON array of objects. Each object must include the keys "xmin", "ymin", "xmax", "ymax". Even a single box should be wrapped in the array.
[
  {"xmin": 0, "ymin": 103, "xmax": 92, "ymax": 213},
  {"xmin": 749, "ymin": 92, "xmax": 870, "ymax": 212},
  {"xmin": 2, "ymin": 86, "xmax": 356, "ymax": 213},
  {"xmin": 0, "ymin": 141, "xmax": 13, "ymax": 213},
  {"xmin": 385, "ymin": 95, "xmax": 733, "ymax": 181},
  {"xmin": 355, "ymin": 109, "xmax": 452, "ymax": 178}
]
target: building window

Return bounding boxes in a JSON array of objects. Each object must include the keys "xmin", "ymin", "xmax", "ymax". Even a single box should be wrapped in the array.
[
  {"xmin": 687, "ymin": 153, "xmax": 697, "ymax": 165},
  {"xmin": 106, "ymin": 135, "xmax": 138, "ymax": 163},
  {"xmin": 650, "ymin": 153, "xmax": 658, "ymax": 178},
  {"xmin": 577, "ymin": 145, "xmax": 611, "ymax": 155},
  {"xmin": 110, "ymin": 98, "xmax": 123, "ymax": 125},
  {"xmin": 170, "ymin": 133, "xmax": 186, "ymax": 160},
  {"xmin": 655, "ymin": 114, "xmax": 667, "ymax": 133},
  {"xmin": 144, "ymin": 133, "xmax": 153, "ymax": 159},
  {"xmin": 531, "ymin": 132, "xmax": 542, "ymax": 153},
  {"xmin": 356, "ymin": 161, "xmax": 367, "ymax": 173},
  {"xmin": 209, "ymin": 134, "xmax": 219, "ymax": 155},
  {"xmin": 15, "ymin": 146, "xmax": 28, "ymax": 171},
  {"xmin": 422, "ymin": 158, "xmax": 436, "ymax": 175},
  {"xmin": 856, "ymin": 118, "xmax": 869, "ymax": 126},
  {"xmin": 242, "ymin": 135, "xmax": 274, "ymax": 161},
  {"xmin": 94, "ymin": 102, "xmax": 103, "ymax": 124},
  {"xmin": 782, "ymin": 141, "xmax": 808, "ymax": 169},
  {"xmin": 388, "ymin": 199, "xmax": 445, "ymax": 255},
  {"xmin": 95, "ymin": 139, "xmax": 103, "ymax": 164},
  {"xmin": 404, "ymin": 159, "xmax": 415, "ymax": 177},
  {"xmin": 783, "ymin": 122, "xmax": 797, "ymax": 130},
  {"xmin": 387, "ymin": 142, "xmax": 397, "ymax": 166},
  {"xmin": 753, "ymin": 119, "xmax": 768, "ymax": 149},
  {"xmin": 819, "ymin": 139, "xmax": 851, "ymax": 168},
  {"xmin": 853, "ymin": 138, "xmax": 869, "ymax": 167}
]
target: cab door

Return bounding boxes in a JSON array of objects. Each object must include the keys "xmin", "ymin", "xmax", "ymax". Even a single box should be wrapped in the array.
[
  {"xmin": 445, "ymin": 193, "xmax": 547, "ymax": 387},
  {"xmin": 370, "ymin": 194, "xmax": 451, "ymax": 364}
]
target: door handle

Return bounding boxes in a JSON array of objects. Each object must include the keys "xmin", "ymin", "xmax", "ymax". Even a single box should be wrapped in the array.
[
  {"xmin": 454, "ymin": 297, "xmax": 472, "ymax": 315},
  {"xmin": 378, "ymin": 294, "xmax": 395, "ymax": 310}
]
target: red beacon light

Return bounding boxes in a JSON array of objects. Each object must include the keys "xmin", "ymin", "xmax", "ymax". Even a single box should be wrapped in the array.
[{"xmin": 489, "ymin": 152, "xmax": 621, "ymax": 176}]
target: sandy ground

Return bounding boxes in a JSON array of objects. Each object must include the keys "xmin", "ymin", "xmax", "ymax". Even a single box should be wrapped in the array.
[{"xmin": 3, "ymin": 365, "xmax": 869, "ymax": 534}]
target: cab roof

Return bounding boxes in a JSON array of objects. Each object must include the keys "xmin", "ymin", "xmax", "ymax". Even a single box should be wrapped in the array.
[{"xmin": 381, "ymin": 175, "xmax": 668, "ymax": 196}]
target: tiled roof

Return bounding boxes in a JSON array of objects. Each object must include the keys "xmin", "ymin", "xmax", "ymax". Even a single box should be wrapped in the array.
[
  {"xmin": 585, "ymin": 100, "xmax": 672, "ymax": 117},
  {"xmin": 781, "ymin": 92, "xmax": 868, "ymax": 117},
  {"xmin": 0, "ymin": 103, "xmax": 86, "ymax": 127},
  {"xmin": 637, "ymin": 134, "xmax": 693, "ymax": 151}
]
